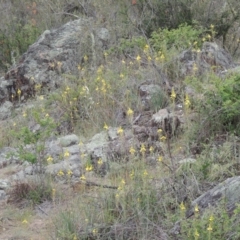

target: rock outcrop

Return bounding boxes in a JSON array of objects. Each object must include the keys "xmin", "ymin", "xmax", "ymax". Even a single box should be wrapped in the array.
[{"xmin": 1, "ymin": 18, "xmax": 110, "ymax": 105}]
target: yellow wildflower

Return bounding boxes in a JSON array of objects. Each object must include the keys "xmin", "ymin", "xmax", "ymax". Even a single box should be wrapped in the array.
[
  {"xmin": 73, "ymin": 235, "xmax": 77, "ymax": 240},
  {"xmin": 45, "ymin": 113, "xmax": 49, "ymax": 117},
  {"xmin": 81, "ymin": 153, "xmax": 86, "ymax": 158},
  {"xmin": 117, "ymin": 126, "xmax": 124, "ymax": 136},
  {"xmin": 184, "ymin": 94, "xmax": 191, "ymax": 109},
  {"xmin": 158, "ymin": 156, "xmax": 163, "ymax": 162},
  {"xmin": 136, "ymin": 55, "xmax": 141, "ymax": 62},
  {"xmin": 210, "ymin": 24, "xmax": 214, "ymax": 29},
  {"xmin": 39, "ymin": 95, "xmax": 44, "ymax": 100},
  {"xmin": 65, "ymin": 86, "xmax": 70, "ymax": 92},
  {"xmin": 209, "ymin": 215, "xmax": 214, "ymax": 222},
  {"xmin": 84, "ymin": 55, "xmax": 88, "ymax": 61},
  {"xmin": 80, "ymin": 175, "xmax": 86, "ymax": 181},
  {"xmin": 120, "ymin": 73, "xmax": 124, "ymax": 78},
  {"xmin": 13, "ymin": 122, "xmax": 16, "ymax": 127},
  {"xmin": 170, "ymin": 87, "xmax": 176, "ymax": 101},
  {"xmin": 86, "ymin": 165, "xmax": 93, "ymax": 171},
  {"xmin": 143, "ymin": 170, "xmax": 148, "ymax": 177},
  {"xmin": 92, "ymin": 228, "xmax": 98, "ymax": 235},
  {"xmin": 140, "ymin": 144, "xmax": 146, "ymax": 155},
  {"xmin": 149, "ymin": 146, "xmax": 154, "ymax": 153},
  {"xmin": 157, "ymin": 128, "xmax": 163, "ymax": 134},
  {"xmin": 207, "ymin": 224, "xmax": 213, "ymax": 231},
  {"xmin": 22, "ymin": 219, "xmax": 28, "ymax": 224},
  {"xmin": 144, "ymin": 44, "xmax": 149, "ymax": 53},
  {"xmin": 160, "ymin": 54, "xmax": 165, "ymax": 60},
  {"xmin": 47, "ymin": 156, "xmax": 53, "ymax": 164},
  {"xmin": 57, "ymin": 170, "xmax": 64, "ymax": 176},
  {"xmin": 23, "ymin": 112, "xmax": 27, "ymax": 117},
  {"xmin": 160, "ymin": 136, "xmax": 167, "ymax": 141},
  {"xmin": 206, "ymin": 34, "xmax": 211, "ymax": 40},
  {"xmin": 194, "ymin": 204, "xmax": 199, "ymax": 213},
  {"xmin": 127, "ymin": 107, "xmax": 133, "ymax": 117},
  {"xmin": 64, "ymin": 150, "xmax": 70, "ymax": 158},
  {"xmin": 98, "ymin": 158, "xmax": 103, "ymax": 165},
  {"xmin": 67, "ymin": 169, "xmax": 73, "ymax": 176},
  {"xmin": 129, "ymin": 146, "xmax": 136, "ymax": 155},
  {"xmin": 193, "ymin": 63, "xmax": 198, "ymax": 72},
  {"xmin": 103, "ymin": 123, "xmax": 109, "ymax": 130},
  {"xmin": 194, "ymin": 229, "xmax": 200, "ymax": 238},
  {"xmin": 180, "ymin": 202, "xmax": 186, "ymax": 211},
  {"xmin": 17, "ymin": 89, "xmax": 21, "ymax": 96}
]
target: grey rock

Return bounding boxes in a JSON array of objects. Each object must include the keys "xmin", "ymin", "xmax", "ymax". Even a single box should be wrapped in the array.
[
  {"xmin": 85, "ymin": 131, "xmax": 108, "ymax": 153},
  {"xmin": 0, "ymin": 190, "xmax": 6, "ymax": 200},
  {"xmin": 139, "ymin": 83, "xmax": 162, "ymax": 110},
  {"xmin": 179, "ymin": 158, "xmax": 196, "ymax": 164},
  {"xmin": 59, "ymin": 134, "xmax": 79, "ymax": 147},
  {"xmin": 24, "ymin": 166, "xmax": 33, "ymax": 175},
  {"xmin": 108, "ymin": 127, "xmax": 118, "ymax": 141},
  {"xmin": 46, "ymin": 141, "xmax": 63, "ymax": 158},
  {"xmin": 0, "ymin": 101, "xmax": 13, "ymax": 120},
  {"xmin": 187, "ymin": 176, "xmax": 240, "ymax": 217},
  {"xmin": 73, "ymin": 169, "xmax": 81, "ymax": 177},
  {"xmin": 64, "ymin": 144, "xmax": 80, "ymax": 155},
  {"xmin": 3, "ymin": 18, "xmax": 110, "ymax": 105},
  {"xmin": 0, "ymin": 179, "xmax": 10, "ymax": 190}
]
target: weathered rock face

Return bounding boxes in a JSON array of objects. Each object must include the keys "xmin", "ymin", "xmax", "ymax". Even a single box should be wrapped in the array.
[
  {"xmin": 2, "ymin": 18, "xmax": 110, "ymax": 104},
  {"xmin": 179, "ymin": 41, "xmax": 236, "ymax": 77},
  {"xmin": 187, "ymin": 176, "xmax": 240, "ymax": 217}
]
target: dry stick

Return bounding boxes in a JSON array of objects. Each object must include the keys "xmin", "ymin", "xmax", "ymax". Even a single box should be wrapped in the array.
[{"xmin": 78, "ymin": 180, "xmax": 118, "ymax": 189}]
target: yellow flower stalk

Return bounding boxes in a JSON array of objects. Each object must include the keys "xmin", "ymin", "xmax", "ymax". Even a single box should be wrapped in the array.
[
  {"xmin": 86, "ymin": 165, "xmax": 93, "ymax": 171},
  {"xmin": 143, "ymin": 170, "xmax": 148, "ymax": 177},
  {"xmin": 160, "ymin": 136, "xmax": 167, "ymax": 141},
  {"xmin": 103, "ymin": 123, "xmax": 109, "ymax": 130},
  {"xmin": 80, "ymin": 175, "xmax": 86, "ymax": 181},
  {"xmin": 194, "ymin": 204, "xmax": 199, "ymax": 213},
  {"xmin": 194, "ymin": 229, "xmax": 200, "ymax": 239},
  {"xmin": 127, "ymin": 108, "xmax": 134, "ymax": 117},
  {"xmin": 157, "ymin": 128, "xmax": 163, "ymax": 134},
  {"xmin": 180, "ymin": 202, "xmax": 186, "ymax": 211},
  {"xmin": 149, "ymin": 146, "xmax": 154, "ymax": 153},
  {"xmin": 170, "ymin": 87, "xmax": 176, "ymax": 102},
  {"xmin": 129, "ymin": 146, "xmax": 136, "ymax": 155},
  {"xmin": 117, "ymin": 126, "xmax": 124, "ymax": 136},
  {"xmin": 47, "ymin": 156, "xmax": 53, "ymax": 164},
  {"xmin": 67, "ymin": 169, "xmax": 73, "ymax": 176},
  {"xmin": 98, "ymin": 158, "xmax": 103, "ymax": 165},
  {"xmin": 158, "ymin": 155, "xmax": 163, "ymax": 162},
  {"xmin": 136, "ymin": 55, "xmax": 141, "ymax": 62},
  {"xmin": 207, "ymin": 224, "xmax": 213, "ymax": 231},
  {"xmin": 17, "ymin": 89, "xmax": 21, "ymax": 96},
  {"xmin": 57, "ymin": 170, "xmax": 64, "ymax": 176},
  {"xmin": 22, "ymin": 219, "xmax": 28, "ymax": 224},
  {"xmin": 140, "ymin": 144, "xmax": 146, "ymax": 155},
  {"xmin": 64, "ymin": 150, "xmax": 70, "ymax": 158},
  {"xmin": 184, "ymin": 94, "xmax": 191, "ymax": 109}
]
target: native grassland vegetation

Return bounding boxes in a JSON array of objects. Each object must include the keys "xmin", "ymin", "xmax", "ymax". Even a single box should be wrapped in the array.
[{"xmin": 1, "ymin": 0, "xmax": 240, "ymax": 239}]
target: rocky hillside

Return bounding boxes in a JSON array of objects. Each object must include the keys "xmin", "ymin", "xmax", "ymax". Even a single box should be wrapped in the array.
[{"xmin": 1, "ymin": 1, "xmax": 240, "ymax": 239}]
